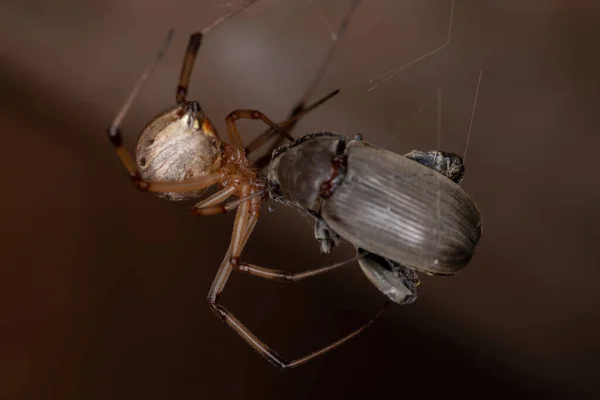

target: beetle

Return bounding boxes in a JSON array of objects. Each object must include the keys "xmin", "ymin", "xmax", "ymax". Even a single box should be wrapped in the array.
[{"xmin": 267, "ymin": 131, "xmax": 482, "ymax": 279}]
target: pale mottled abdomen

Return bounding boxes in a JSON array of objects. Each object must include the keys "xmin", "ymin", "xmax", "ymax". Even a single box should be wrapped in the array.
[{"xmin": 135, "ymin": 105, "xmax": 221, "ymax": 201}]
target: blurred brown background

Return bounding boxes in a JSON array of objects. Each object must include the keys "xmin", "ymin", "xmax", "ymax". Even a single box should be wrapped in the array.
[{"xmin": 1, "ymin": 0, "xmax": 599, "ymax": 398}]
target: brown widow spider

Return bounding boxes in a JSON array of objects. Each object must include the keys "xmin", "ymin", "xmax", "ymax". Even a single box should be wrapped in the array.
[{"xmin": 107, "ymin": 0, "xmax": 373, "ymax": 369}]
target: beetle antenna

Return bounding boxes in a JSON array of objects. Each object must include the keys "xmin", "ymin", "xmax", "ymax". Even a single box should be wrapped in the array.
[
  {"xmin": 463, "ymin": 69, "xmax": 483, "ymax": 163},
  {"xmin": 109, "ymin": 29, "xmax": 174, "ymax": 139}
]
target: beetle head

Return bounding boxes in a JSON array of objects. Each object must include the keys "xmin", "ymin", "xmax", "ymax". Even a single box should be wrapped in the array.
[
  {"xmin": 405, "ymin": 150, "xmax": 465, "ymax": 184},
  {"xmin": 440, "ymin": 151, "xmax": 465, "ymax": 184}
]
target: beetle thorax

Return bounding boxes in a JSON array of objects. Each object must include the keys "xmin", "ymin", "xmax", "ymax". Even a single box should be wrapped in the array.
[{"xmin": 267, "ymin": 133, "xmax": 347, "ymax": 213}]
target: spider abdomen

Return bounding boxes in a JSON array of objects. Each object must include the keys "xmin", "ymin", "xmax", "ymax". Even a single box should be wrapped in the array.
[{"xmin": 135, "ymin": 103, "xmax": 222, "ymax": 201}]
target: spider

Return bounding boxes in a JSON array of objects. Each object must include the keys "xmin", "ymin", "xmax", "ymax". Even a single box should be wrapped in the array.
[{"xmin": 107, "ymin": 0, "xmax": 370, "ymax": 369}]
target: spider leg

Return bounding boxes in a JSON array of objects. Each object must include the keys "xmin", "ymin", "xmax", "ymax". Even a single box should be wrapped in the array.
[
  {"xmin": 176, "ymin": 0, "xmax": 263, "ymax": 103},
  {"xmin": 191, "ymin": 186, "xmax": 267, "ymax": 216},
  {"xmin": 247, "ymin": 0, "xmax": 361, "ymax": 168},
  {"xmin": 244, "ymin": 89, "xmax": 340, "ymax": 156},
  {"xmin": 107, "ymin": 30, "xmax": 174, "ymax": 188},
  {"xmin": 207, "ymin": 197, "xmax": 388, "ymax": 369},
  {"xmin": 176, "ymin": 32, "xmax": 202, "ymax": 104},
  {"xmin": 107, "ymin": 129, "xmax": 145, "ymax": 190},
  {"xmin": 225, "ymin": 110, "xmax": 293, "ymax": 150},
  {"xmin": 193, "ymin": 186, "xmax": 236, "ymax": 208},
  {"xmin": 233, "ymin": 257, "xmax": 356, "ymax": 282},
  {"xmin": 142, "ymin": 170, "xmax": 227, "ymax": 193}
]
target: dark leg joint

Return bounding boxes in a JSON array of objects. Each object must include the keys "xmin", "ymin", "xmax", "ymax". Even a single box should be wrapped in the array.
[
  {"xmin": 270, "ymin": 356, "xmax": 291, "ymax": 371},
  {"xmin": 176, "ymin": 86, "xmax": 188, "ymax": 104},
  {"xmin": 280, "ymin": 276, "xmax": 294, "ymax": 283},
  {"xmin": 189, "ymin": 32, "xmax": 203, "ymax": 48},
  {"xmin": 272, "ymin": 274, "xmax": 294, "ymax": 283},
  {"xmin": 290, "ymin": 102, "xmax": 305, "ymax": 117},
  {"xmin": 208, "ymin": 302, "xmax": 228, "ymax": 322},
  {"xmin": 107, "ymin": 127, "xmax": 123, "ymax": 147},
  {"xmin": 130, "ymin": 175, "xmax": 149, "ymax": 191}
]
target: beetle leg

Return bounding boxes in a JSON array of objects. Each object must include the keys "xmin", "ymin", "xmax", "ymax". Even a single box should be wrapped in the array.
[
  {"xmin": 207, "ymin": 200, "xmax": 387, "ymax": 369},
  {"xmin": 315, "ymin": 219, "xmax": 340, "ymax": 254},
  {"xmin": 357, "ymin": 249, "xmax": 420, "ymax": 305}
]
